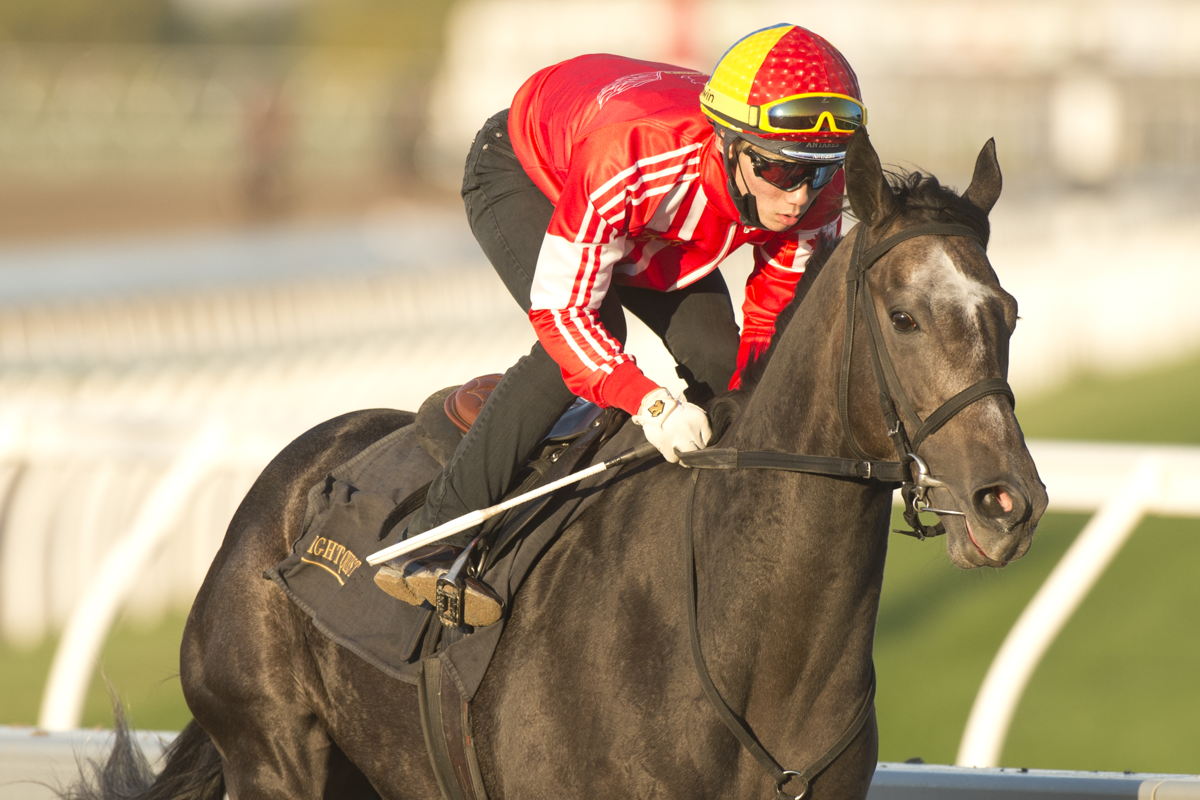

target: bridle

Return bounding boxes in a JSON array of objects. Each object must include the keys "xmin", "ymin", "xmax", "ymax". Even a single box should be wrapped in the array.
[
  {"xmin": 676, "ymin": 220, "xmax": 1015, "ymax": 799},
  {"xmin": 839, "ymin": 220, "xmax": 1015, "ymax": 537},
  {"xmin": 682, "ymin": 220, "xmax": 1014, "ymax": 539}
]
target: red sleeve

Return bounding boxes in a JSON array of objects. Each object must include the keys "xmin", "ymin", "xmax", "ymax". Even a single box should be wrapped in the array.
[
  {"xmin": 527, "ymin": 126, "xmax": 704, "ymax": 414},
  {"xmin": 730, "ymin": 180, "xmax": 844, "ymax": 388}
]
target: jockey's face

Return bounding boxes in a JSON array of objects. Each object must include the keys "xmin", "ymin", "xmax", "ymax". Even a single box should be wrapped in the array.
[{"xmin": 734, "ymin": 144, "xmax": 822, "ymax": 232}]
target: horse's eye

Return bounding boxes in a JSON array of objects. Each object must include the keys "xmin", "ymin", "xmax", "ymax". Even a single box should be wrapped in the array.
[{"xmin": 890, "ymin": 311, "xmax": 918, "ymax": 332}]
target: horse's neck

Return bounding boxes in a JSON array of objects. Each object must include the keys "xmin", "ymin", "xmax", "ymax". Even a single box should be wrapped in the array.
[
  {"xmin": 690, "ymin": 468, "xmax": 887, "ymax": 771},
  {"xmin": 699, "ymin": 235, "xmax": 889, "ymax": 752},
  {"xmin": 732, "ymin": 237, "xmax": 859, "ymax": 455}
]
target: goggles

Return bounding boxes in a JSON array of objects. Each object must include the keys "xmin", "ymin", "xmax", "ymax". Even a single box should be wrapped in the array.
[
  {"xmin": 763, "ymin": 92, "xmax": 866, "ymax": 134},
  {"xmin": 705, "ymin": 90, "xmax": 866, "ymax": 135},
  {"xmin": 744, "ymin": 148, "xmax": 840, "ymax": 192}
]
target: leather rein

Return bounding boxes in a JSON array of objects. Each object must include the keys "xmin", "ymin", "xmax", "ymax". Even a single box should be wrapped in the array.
[{"xmin": 676, "ymin": 221, "xmax": 1015, "ymax": 799}]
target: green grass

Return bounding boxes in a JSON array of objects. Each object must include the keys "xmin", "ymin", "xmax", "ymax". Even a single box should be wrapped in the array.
[
  {"xmin": 0, "ymin": 612, "xmax": 188, "ymax": 732},
  {"xmin": 4, "ymin": 350, "xmax": 1200, "ymax": 774},
  {"xmin": 1013, "ymin": 349, "xmax": 1200, "ymax": 444},
  {"xmin": 869, "ymin": 349, "xmax": 1200, "ymax": 773},
  {"xmin": 875, "ymin": 512, "xmax": 1200, "ymax": 773}
]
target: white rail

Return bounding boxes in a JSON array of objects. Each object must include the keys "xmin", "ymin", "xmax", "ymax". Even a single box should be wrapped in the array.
[
  {"xmin": 869, "ymin": 762, "xmax": 1200, "ymax": 798},
  {"xmin": 956, "ymin": 442, "xmax": 1200, "ymax": 768},
  {"xmin": 37, "ymin": 423, "xmax": 229, "ymax": 731},
  {"xmin": 4, "ymin": 726, "xmax": 1196, "ymax": 800}
]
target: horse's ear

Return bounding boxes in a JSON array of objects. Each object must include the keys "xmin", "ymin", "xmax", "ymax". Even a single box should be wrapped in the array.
[
  {"xmin": 963, "ymin": 138, "xmax": 1002, "ymax": 214},
  {"xmin": 845, "ymin": 128, "xmax": 896, "ymax": 226}
]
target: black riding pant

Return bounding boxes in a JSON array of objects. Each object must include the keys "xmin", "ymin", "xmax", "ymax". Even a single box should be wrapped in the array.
[{"xmin": 410, "ymin": 109, "xmax": 740, "ymax": 537}]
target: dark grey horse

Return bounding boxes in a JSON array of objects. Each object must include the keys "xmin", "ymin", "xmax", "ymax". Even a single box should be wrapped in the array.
[{"xmin": 61, "ymin": 131, "xmax": 1046, "ymax": 800}]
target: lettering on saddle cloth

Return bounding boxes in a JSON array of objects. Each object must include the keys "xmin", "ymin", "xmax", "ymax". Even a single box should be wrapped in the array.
[{"xmin": 301, "ymin": 536, "xmax": 363, "ymax": 585}]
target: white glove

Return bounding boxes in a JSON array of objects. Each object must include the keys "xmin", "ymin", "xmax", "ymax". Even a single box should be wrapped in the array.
[{"xmin": 631, "ymin": 387, "xmax": 712, "ymax": 464}]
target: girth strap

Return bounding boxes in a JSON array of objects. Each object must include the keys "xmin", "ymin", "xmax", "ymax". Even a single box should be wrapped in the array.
[{"xmin": 680, "ymin": 448, "xmax": 906, "ymax": 483}]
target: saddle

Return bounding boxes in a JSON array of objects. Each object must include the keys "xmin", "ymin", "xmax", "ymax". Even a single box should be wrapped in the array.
[
  {"xmin": 267, "ymin": 375, "xmax": 637, "ymax": 800},
  {"xmin": 443, "ymin": 372, "xmax": 604, "ymax": 440},
  {"xmin": 267, "ymin": 372, "xmax": 729, "ymax": 659},
  {"xmin": 443, "ymin": 373, "xmax": 499, "ymax": 433}
]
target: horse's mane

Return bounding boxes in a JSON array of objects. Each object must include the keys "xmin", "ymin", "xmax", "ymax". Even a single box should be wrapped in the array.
[
  {"xmin": 736, "ymin": 167, "xmax": 989, "ymax": 392},
  {"xmin": 734, "ymin": 230, "xmax": 839, "ymax": 391},
  {"xmin": 878, "ymin": 168, "xmax": 991, "ymax": 245}
]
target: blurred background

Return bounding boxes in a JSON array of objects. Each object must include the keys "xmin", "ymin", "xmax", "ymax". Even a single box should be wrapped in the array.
[{"xmin": 1, "ymin": 0, "xmax": 1198, "ymax": 782}]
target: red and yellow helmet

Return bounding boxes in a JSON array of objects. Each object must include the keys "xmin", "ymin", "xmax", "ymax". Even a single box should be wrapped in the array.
[{"xmin": 701, "ymin": 24, "xmax": 865, "ymax": 162}]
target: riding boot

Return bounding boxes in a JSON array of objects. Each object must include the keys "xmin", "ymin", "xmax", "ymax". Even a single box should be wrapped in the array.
[
  {"xmin": 375, "ymin": 341, "xmax": 576, "ymax": 623},
  {"xmin": 374, "ymin": 543, "xmax": 504, "ymax": 627}
]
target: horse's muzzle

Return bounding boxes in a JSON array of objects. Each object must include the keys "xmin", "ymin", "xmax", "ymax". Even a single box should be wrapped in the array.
[{"xmin": 946, "ymin": 475, "xmax": 1047, "ymax": 567}]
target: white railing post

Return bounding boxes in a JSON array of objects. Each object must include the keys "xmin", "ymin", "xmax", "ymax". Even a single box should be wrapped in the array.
[
  {"xmin": 955, "ymin": 455, "xmax": 1162, "ymax": 767},
  {"xmin": 36, "ymin": 422, "xmax": 227, "ymax": 731}
]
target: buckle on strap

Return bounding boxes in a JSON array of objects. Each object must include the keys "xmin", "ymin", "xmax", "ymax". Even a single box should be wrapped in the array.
[
  {"xmin": 893, "ymin": 453, "xmax": 966, "ymax": 539},
  {"xmin": 776, "ymin": 771, "xmax": 809, "ymax": 800}
]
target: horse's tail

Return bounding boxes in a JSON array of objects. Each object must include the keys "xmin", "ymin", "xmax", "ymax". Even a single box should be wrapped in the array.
[{"xmin": 58, "ymin": 712, "xmax": 222, "ymax": 800}]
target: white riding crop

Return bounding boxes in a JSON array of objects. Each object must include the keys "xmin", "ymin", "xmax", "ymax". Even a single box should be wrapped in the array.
[{"xmin": 365, "ymin": 441, "xmax": 659, "ymax": 566}]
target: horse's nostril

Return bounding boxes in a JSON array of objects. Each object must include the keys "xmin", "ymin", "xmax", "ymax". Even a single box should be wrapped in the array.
[{"xmin": 974, "ymin": 485, "xmax": 1016, "ymax": 520}]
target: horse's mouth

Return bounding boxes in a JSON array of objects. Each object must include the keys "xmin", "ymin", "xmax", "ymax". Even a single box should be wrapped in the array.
[
  {"xmin": 941, "ymin": 513, "xmax": 1032, "ymax": 568},
  {"xmin": 923, "ymin": 482, "xmax": 1035, "ymax": 568},
  {"xmin": 966, "ymin": 519, "xmax": 1005, "ymax": 566}
]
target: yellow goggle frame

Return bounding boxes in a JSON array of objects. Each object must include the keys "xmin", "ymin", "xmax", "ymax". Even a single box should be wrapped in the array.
[{"xmin": 702, "ymin": 90, "xmax": 866, "ymax": 135}]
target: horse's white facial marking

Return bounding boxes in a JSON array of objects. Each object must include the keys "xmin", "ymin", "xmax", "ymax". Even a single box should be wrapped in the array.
[
  {"xmin": 919, "ymin": 243, "xmax": 995, "ymax": 318},
  {"xmin": 906, "ymin": 240, "xmax": 999, "ymax": 389}
]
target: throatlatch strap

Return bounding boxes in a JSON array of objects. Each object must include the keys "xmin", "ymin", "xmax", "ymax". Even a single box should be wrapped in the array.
[
  {"xmin": 843, "ymin": 221, "xmax": 991, "ymax": 463},
  {"xmin": 837, "ymin": 228, "xmax": 871, "ymax": 461}
]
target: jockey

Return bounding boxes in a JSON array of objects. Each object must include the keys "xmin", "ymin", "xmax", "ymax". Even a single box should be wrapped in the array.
[{"xmin": 378, "ymin": 23, "xmax": 866, "ymax": 621}]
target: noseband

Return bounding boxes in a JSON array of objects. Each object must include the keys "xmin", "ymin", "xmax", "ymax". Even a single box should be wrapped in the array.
[{"xmin": 677, "ymin": 220, "xmax": 1015, "ymax": 799}]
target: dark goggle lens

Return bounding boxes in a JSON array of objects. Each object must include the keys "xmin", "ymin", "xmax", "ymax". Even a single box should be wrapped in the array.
[
  {"xmin": 747, "ymin": 151, "xmax": 840, "ymax": 191},
  {"xmin": 766, "ymin": 96, "xmax": 865, "ymax": 133}
]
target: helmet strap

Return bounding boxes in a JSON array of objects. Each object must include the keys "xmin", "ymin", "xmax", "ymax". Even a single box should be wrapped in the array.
[{"xmin": 718, "ymin": 133, "xmax": 765, "ymax": 229}]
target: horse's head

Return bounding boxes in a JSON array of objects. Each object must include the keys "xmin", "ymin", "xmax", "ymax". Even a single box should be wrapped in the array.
[{"xmin": 843, "ymin": 131, "xmax": 1047, "ymax": 568}]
